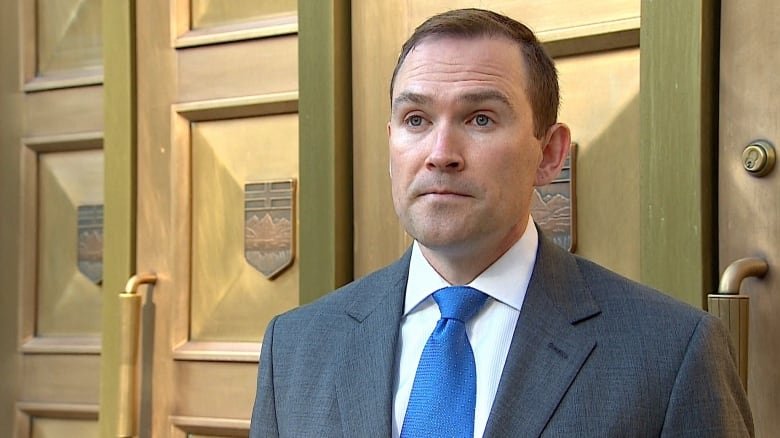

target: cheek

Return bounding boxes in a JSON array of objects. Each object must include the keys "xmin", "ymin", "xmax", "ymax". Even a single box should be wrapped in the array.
[
  {"xmin": 388, "ymin": 154, "xmax": 402, "ymax": 183},
  {"xmin": 507, "ymin": 150, "xmax": 541, "ymax": 180},
  {"xmin": 388, "ymin": 155, "xmax": 408, "ymax": 197},
  {"xmin": 486, "ymin": 155, "xmax": 538, "ymax": 201},
  {"xmin": 388, "ymin": 146, "xmax": 420, "ymax": 180}
]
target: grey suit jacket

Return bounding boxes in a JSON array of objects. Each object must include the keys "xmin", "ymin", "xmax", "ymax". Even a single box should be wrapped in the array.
[{"xmin": 250, "ymin": 236, "xmax": 753, "ymax": 437}]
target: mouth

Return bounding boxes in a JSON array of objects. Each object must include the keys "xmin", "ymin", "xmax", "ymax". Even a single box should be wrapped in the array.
[
  {"xmin": 419, "ymin": 189, "xmax": 471, "ymax": 198},
  {"xmin": 410, "ymin": 178, "xmax": 476, "ymax": 199}
]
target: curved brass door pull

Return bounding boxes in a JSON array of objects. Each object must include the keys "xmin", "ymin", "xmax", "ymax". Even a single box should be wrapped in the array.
[
  {"xmin": 718, "ymin": 257, "xmax": 769, "ymax": 294},
  {"xmin": 118, "ymin": 273, "xmax": 157, "ymax": 438},
  {"xmin": 708, "ymin": 257, "xmax": 769, "ymax": 390}
]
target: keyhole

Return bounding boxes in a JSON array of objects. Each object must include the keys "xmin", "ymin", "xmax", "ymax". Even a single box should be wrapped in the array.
[
  {"xmin": 741, "ymin": 140, "xmax": 776, "ymax": 177},
  {"xmin": 745, "ymin": 150, "xmax": 758, "ymax": 170}
]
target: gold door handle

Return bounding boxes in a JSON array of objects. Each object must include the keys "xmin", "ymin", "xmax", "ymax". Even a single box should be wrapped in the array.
[
  {"xmin": 118, "ymin": 273, "xmax": 157, "ymax": 438},
  {"xmin": 717, "ymin": 257, "xmax": 769, "ymax": 294},
  {"xmin": 707, "ymin": 257, "xmax": 769, "ymax": 390}
]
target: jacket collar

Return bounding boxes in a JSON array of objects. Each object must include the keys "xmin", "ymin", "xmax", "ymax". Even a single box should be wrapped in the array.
[
  {"xmin": 335, "ymin": 249, "xmax": 410, "ymax": 436},
  {"xmin": 483, "ymin": 235, "xmax": 601, "ymax": 437}
]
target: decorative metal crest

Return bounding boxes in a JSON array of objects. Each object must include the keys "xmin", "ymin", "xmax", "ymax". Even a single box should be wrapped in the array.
[
  {"xmin": 531, "ymin": 143, "xmax": 577, "ymax": 252},
  {"xmin": 77, "ymin": 204, "xmax": 103, "ymax": 284},
  {"xmin": 244, "ymin": 179, "xmax": 296, "ymax": 279}
]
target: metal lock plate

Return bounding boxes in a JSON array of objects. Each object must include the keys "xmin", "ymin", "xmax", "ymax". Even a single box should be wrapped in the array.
[{"xmin": 742, "ymin": 140, "xmax": 775, "ymax": 177}]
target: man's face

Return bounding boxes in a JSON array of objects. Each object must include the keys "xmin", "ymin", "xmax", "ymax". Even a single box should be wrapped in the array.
[{"xmin": 389, "ymin": 36, "xmax": 546, "ymax": 256}]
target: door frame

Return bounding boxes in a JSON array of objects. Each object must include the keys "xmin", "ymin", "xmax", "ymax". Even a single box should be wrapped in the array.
[
  {"xmin": 98, "ymin": 1, "xmax": 136, "ymax": 436},
  {"xmin": 639, "ymin": 0, "xmax": 719, "ymax": 307},
  {"xmin": 0, "ymin": 0, "xmax": 24, "ymax": 433}
]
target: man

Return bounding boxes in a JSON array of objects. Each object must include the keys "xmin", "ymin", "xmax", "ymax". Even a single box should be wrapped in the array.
[{"xmin": 250, "ymin": 8, "xmax": 752, "ymax": 437}]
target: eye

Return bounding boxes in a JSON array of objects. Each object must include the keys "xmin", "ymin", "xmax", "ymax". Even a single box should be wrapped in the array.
[
  {"xmin": 406, "ymin": 115, "xmax": 424, "ymax": 127},
  {"xmin": 473, "ymin": 114, "xmax": 491, "ymax": 127}
]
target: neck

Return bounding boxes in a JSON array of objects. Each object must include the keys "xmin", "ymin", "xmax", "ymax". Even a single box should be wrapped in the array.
[{"xmin": 419, "ymin": 219, "xmax": 528, "ymax": 285}]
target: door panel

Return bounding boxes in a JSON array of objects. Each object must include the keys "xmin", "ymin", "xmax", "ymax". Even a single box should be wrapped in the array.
[
  {"xmin": 555, "ymin": 48, "xmax": 640, "ymax": 279},
  {"xmin": 34, "ymin": 0, "xmax": 102, "ymax": 78},
  {"xmin": 719, "ymin": 0, "xmax": 779, "ymax": 435},
  {"xmin": 24, "ymin": 87, "xmax": 103, "ymax": 135},
  {"xmin": 190, "ymin": 115, "xmax": 299, "ymax": 342},
  {"xmin": 31, "ymin": 418, "xmax": 99, "ymax": 438},
  {"xmin": 177, "ymin": 37, "xmax": 297, "ymax": 102},
  {"xmin": 36, "ymin": 150, "xmax": 103, "ymax": 336},
  {"xmin": 190, "ymin": 0, "xmax": 296, "ymax": 30},
  {"xmin": 22, "ymin": 0, "xmax": 103, "ymax": 90}
]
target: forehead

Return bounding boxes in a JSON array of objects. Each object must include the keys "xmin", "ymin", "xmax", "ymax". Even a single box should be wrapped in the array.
[{"xmin": 392, "ymin": 36, "xmax": 528, "ymax": 101}]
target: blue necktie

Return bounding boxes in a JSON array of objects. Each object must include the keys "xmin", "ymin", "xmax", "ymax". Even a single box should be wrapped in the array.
[{"xmin": 401, "ymin": 286, "xmax": 488, "ymax": 438}]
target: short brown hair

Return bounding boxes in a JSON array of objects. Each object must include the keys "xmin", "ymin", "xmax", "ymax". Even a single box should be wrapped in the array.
[{"xmin": 390, "ymin": 8, "xmax": 558, "ymax": 139}]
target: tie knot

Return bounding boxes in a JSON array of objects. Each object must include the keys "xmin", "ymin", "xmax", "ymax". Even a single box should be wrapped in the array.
[{"xmin": 432, "ymin": 286, "xmax": 488, "ymax": 323}]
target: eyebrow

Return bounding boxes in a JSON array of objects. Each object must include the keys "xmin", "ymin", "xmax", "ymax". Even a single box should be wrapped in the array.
[
  {"xmin": 459, "ymin": 90, "xmax": 514, "ymax": 109},
  {"xmin": 391, "ymin": 89, "xmax": 514, "ymax": 113},
  {"xmin": 391, "ymin": 91, "xmax": 430, "ymax": 111}
]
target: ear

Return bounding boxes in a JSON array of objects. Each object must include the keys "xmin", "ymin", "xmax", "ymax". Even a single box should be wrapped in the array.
[{"xmin": 535, "ymin": 123, "xmax": 571, "ymax": 186}]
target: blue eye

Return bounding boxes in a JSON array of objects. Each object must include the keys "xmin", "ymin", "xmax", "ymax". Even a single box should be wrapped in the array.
[
  {"xmin": 474, "ymin": 114, "xmax": 490, "ymax": 126},
  {"xmin": 407, "ymin": 115, "xmax": 423, "ymax": 127}
]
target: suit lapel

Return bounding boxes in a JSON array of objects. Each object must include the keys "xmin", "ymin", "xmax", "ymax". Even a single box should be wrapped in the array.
[
  {"xmin": 335, "ymin": 251, "xmax": 409, "ymax": 437},
  {"xmin": 484, "ymin": 236, "xmax": 601, "ymax": 437}
]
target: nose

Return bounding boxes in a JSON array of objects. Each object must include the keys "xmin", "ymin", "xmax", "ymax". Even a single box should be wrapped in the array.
[{"xmin": 425, "ymin": 126, "xmax": 464, "ymax": 172}]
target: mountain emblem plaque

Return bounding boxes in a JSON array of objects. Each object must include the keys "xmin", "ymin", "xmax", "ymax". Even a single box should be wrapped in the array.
[
  {"xmin": 77, "ymin": 204, "xmax": 104, "ymax": 284},
  {"xmin": 244, "ymin": 179, "xmax": 295, "ymax": 279},
  {"xmin": 531, "ymin": 143, "xmax": 577, "ymax": 252}
]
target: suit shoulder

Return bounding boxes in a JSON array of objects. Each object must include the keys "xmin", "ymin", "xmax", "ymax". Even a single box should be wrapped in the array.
[
  {"xmin": 275, "ymin": 252, "xmax": 409, "ymax": 322},
  {"xmin": 569, "ymin": 254, "xmax": 734, "ymax": 373},
  {"xmin": 572, "ymin": 254, "xmax": 707, "ymax": 324}
]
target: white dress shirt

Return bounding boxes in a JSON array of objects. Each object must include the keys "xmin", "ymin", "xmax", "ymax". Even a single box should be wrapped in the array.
[{"xmin": 392, "ymin": 219, "xmax": 538, "ymax": 438}]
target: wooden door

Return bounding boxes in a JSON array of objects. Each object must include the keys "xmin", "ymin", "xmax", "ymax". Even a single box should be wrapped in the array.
[
  {"xmin": 0, "ymin": 1, "xmax": 331, "ymax": 436},
  {"xmin": 101, "ymin": 0, "xmax": 300, "ymax": 436},
  {"xmin": 1, "ymin": 0, "xmax": 105, "ymax": 436},
  {"xmin": 719, "ymin": 0, "xmax": 779, "ymax": 435}
]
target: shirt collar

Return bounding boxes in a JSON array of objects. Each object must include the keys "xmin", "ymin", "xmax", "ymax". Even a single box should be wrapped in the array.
[{"xmin": 404, "ymin": 217, "xmax": 538, "ymax": 315}]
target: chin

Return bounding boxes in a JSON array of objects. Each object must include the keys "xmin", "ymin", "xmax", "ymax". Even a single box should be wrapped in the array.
[{"xmin": 413, "ymin": 228, "xmax": 473, "ymax": 251}]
